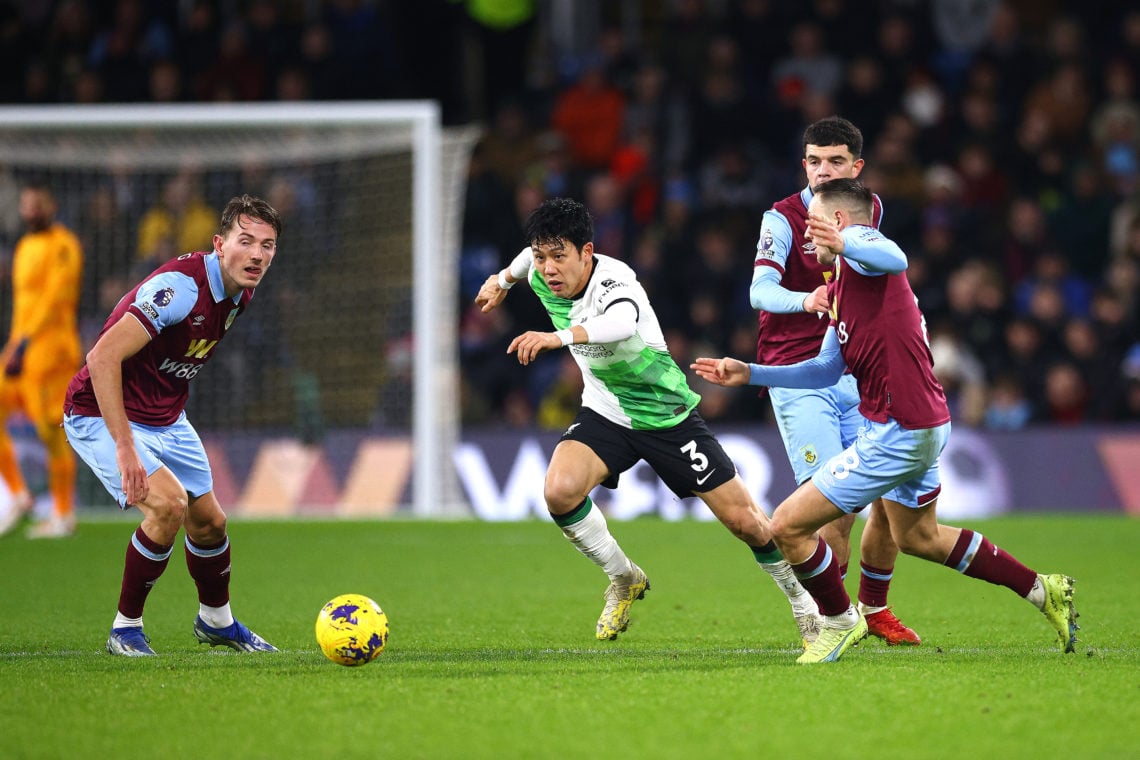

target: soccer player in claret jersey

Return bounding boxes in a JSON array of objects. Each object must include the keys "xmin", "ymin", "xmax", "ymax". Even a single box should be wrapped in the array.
[
  {"xmin": 694, "ymin": 179, "xmax": 1079, "ymax": 664},
  {"xmin": 63, "ymin": 195, "xmax": 281, "ymax": 656},
  {"xmin": 752, "ymin": 116, "xmax": 919, "ymax": 645},
  {"xmin": 475, "ymin": 197, "xmax": 821, "ymax": 644}
]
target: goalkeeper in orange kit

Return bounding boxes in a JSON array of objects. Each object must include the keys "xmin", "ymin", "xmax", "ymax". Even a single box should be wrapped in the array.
[{"xmin": 0, "ymin": 184, "xmax": 83, "ymax": 538}]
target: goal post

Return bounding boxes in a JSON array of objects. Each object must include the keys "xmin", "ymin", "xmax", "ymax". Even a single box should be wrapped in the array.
[{"xmin": 0, "ymin": 102, "xmax": 474, "ymax": 517}]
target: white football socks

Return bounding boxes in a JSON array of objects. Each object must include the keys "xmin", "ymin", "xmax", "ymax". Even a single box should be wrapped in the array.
[
  {"xmin": 559, "ymin": 503, "xmax": 634, "ymax": 580},
  {"xmin": 112, "ymin": 613, "xmax": 143, "ymax": 629},
  {"xmin": 198, "ymin": 602, "xmax": 234, "ymax": 629},
  {"xmin": 1025, "ymin": 575, "xmax": 1046, "ymax": 610}
]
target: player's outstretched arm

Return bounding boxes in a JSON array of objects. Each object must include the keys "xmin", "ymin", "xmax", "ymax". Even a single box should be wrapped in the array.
[{"xmin": 690, "ymin": 357, "xmax": 751, "ymax": 386}]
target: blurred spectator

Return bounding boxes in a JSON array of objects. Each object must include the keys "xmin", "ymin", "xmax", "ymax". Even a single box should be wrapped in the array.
[
  {"xmin": 1013, "ymin": 251, "xmax": 1092, "ymax": 321},
  {"xmin": 46, "ymin": 0, "xmax": 95, "ymax": 90},
  {"xmin": 147, "ymin": 58, "xmax": 183, "ymax": 102},
  {"xmin": 1041, "ymin": 361, "xmax": 1089, "ymax": 425},
  {"xmin": 955, "ymin": 141, "xmax": 1008, "ymax": 248},
  {"xmin": 550, "ymin": 55, "xmax": 626, "ymax": 171},
  {"xmin": 930, "ymin": 0, "xmax": 1001, "ymax": 92},
  {"xmin": 476, "ymin": 99, "xmax": 544, "ymax": 190},
  {"xmin": 771, "ymin": 21, "xmax": 843, "ymax": 100},
  {"xmin": 244, "ymin": 0, "xmax": 298, "ymax": 89},
  {"xmin": 984, "ymin": 373, "xmax": 1033, "ymax": 430},
  {"xmin": 1062, "ymin": 318, "xmax": 1122, "ymax": 420},
  {"xmin": 320, "ymin": 0, "xmax": 398, "ymax": 100},
  {"xmin": 659, "ymin": 0, "xmax": 717, "ymax": 92},
  {"xmin": 1050, "ymin": 162, "xmax": 1113, "ymax": 279},
  {"xmin": 698, "ymin": 141, "xmax": 767, "ymax": 222},
  {"xmin": 1009, "ymin": 107, "xmax": 1067, "ymax": 208},
  {"xmin": 1024, "ymin": 62, "xmax": 1092, "ymax": 151},
  {"xmin": 610, "ymin": 125, "xmax": 660, "ymax": 228},
  {"xmin": 930, "ymin": 325, "xmax": 987, "ymax": 426},
  {"xmin": 275, "ymin": 65, "xmax": 311, "ymax": 101},
  {"xmin": 1089, "ymin": 58, "xmax": 1139, "ymax": 198},
  {"xmin": 687, "ymin": 51, "xmax": 756, "ymax": 173},
  {"xmin": 193, "ymin": 21, "xmax": 265, "ymax": 101},
  {"xmin": 622, "ymin": 60, "xmax": 690, "ymax": 174},
  {"xmin": 986, "ymin": 317, "xmax": 1044, "ymax": 407},
  {"xmin": 175, "ymin": 0, "xmax": 219, "ymax": 86},
  {"xmin": 836, "ymin": 56, "xmax": 891, "ymax": 142},
  {"xmin": 1000, "ymin": 197, "xmax": 1053, "ymax": 287},
  {"xmin": 874, "ymin": 14, "xmax": 923, "ymax": 96},
  {"xmin": 71, "ymin": 67, "xmax": 104, "ymax": 103},
  {"xmin": 136, "ymin": 171, "xmax": 216, "ymax": 266},
  {"xmin": 88, "ymin": 0, "xmax": 173, "ymax": 102}
]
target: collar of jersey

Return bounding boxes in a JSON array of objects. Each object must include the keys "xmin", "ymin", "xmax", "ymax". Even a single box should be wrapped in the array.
[
  {"xmin": 204, "ymin": 252, "xmax": 242, "ymax": 304},
  {"xmin": 799, "ymin": 185, "xmax": 813, "ymax": 209},
  {"xmin": 569, "ymin": 255, "xmax": 599, "ymax": 301}
]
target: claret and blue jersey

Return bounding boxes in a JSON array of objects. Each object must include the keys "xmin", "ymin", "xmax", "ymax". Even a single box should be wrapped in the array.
[{"xmin": 66, "ymin": 251, "xmax": 253, "ymax": 427}]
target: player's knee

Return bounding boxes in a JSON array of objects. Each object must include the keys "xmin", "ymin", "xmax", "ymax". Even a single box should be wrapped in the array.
[
  {"xmin": 893, "ymin": 530, "xmax": 937, "ymax": 559},
  {"xmin": 770, "ymin": 511, "xmax": 813, "ymax": 546},
  {"xmin": 195, "ymin": 509, "xmax": 227, "ymax": 540},
  {"xmin": 147, "ymin": 489, "xmax": 189, "ymax": 528},
  {"xmin": 543, "ymin": 471, "xmax": 587, "ymax": 514}
]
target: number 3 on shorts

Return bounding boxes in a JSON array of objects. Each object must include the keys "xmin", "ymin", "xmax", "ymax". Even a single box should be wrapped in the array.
[
  {"xmin": 680, "ymin": 439, "xmax": 709, "ymax": 473},
  {"xmin": 829, "ymin": 450, "xmax": 861, "ymax": 480}
]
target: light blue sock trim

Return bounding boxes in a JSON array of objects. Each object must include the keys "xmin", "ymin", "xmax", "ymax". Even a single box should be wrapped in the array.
[
  {"xmin": 955, "ymin": 531, "xmax": 984, "ymax": 573},
  {"xmin": 796, "ymin": 543, "xmax": 834, "ymax": 580},
  {"xmin": 131, "ymin": 533, "xmax": 172, "ymax": 562},
  {"xmin": 185, "ymin": 535, "xmax": 230, "ymax": 558}
]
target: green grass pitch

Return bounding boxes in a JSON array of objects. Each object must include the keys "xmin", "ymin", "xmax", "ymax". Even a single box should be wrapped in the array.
[{"xmin": 1, "ymin": 514, "xmax": 1137, "ymax": 759}]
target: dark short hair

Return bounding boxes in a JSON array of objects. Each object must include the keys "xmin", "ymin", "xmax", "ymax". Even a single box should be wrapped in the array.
[
  {"xmin": 803, "ymin": 116, "xmax": 864, "ymax": 158},
  {"xmin": 524, "ymin": 197, "xmax": 593, "ymax": 252},
  {"xmin": 813, "ymin": 177, "xmax": 873, "ymax": 219},
  {"xmin": 218, "ymin": 194, "xmax": 282, "ymax": 238}
]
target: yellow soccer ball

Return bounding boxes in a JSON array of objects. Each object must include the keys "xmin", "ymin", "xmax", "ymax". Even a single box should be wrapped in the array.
[{"xmin": 315, "ymin": 594, "xmax": 389, "ymax": 666}]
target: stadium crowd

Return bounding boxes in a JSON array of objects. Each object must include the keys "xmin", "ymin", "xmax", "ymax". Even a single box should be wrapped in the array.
[{"xmin": 0, "ymin": 0, "xmax": 1138, "ymax": 430}]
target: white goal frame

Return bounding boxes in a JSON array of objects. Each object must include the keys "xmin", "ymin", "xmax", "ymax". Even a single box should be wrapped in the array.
[{"xmin": 0, "ymin": 101, "xmax": 466, "ymax": 518}]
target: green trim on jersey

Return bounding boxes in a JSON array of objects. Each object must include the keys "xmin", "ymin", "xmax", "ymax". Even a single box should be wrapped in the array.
[
  {"xmin": 531, "ymin": 271, "xmax": 571, "ymax": 330},
  {"xmin": 527, "ymin": 252, "xmax": 699, "ymax": 430},
  {"xmin": 591, "ymin": 347, "xmax": 699, "ymax": 430}
]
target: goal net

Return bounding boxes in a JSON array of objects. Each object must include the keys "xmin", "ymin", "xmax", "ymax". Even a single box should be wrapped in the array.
[{"xmin": 0, "ymin": 102, "xmax": 475, "ymax": 517}]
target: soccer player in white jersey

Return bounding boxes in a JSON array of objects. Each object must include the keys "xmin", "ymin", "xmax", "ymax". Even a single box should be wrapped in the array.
[
  {"xmin": 695, "ymin": 179, "xmax": 1078, "ymax": 663},
  {"xmin": 475, "ymin": 197, "xmax": 822, "ymax": 643}
]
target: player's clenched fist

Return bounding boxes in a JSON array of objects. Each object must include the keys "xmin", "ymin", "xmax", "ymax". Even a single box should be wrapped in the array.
[
  {"xmin": 690, "ymin": 356, "xmax": 751, "ymax": 387},
  {"xmin": 475, "ymin": 274, "xmax": 509, "ymax": 313},
  {"xmin": 508, "ymin": 331, "xmax": 561, "ymax": 365}
]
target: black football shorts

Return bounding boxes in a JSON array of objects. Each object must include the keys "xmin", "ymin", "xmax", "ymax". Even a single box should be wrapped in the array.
[{"xmin": 558, "ymin": 407, "xmax": 736, "ymax": 498}]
